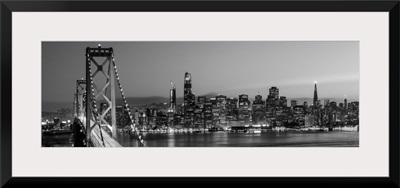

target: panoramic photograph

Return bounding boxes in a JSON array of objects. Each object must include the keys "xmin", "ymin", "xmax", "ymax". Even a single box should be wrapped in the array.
[{"xmin": 42, "ymin": 41, "xmax": 359, "ymax": 147}]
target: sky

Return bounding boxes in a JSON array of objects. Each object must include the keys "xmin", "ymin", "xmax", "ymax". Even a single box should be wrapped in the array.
[{"xmin": 42, "ymin": 41, "xmax": 359, "ymax": 104}]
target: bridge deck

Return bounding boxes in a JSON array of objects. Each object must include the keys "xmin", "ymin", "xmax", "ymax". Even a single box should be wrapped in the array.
[
  {"xmin": 77, "ymin": 117, "xmax": 122, "ymax": 147},
  {"xmin": 90, "ymin": 125, "xmax": 122, "ymax": 147}
]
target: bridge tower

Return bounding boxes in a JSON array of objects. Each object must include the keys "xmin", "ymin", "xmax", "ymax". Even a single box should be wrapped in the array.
[
  {"xmin": 85, "ymin": 45, "xmax": 117, "ymax": 140},
  {"xmin": 83, "ymin": 44, "xmax": 146, "ymax": 147}
]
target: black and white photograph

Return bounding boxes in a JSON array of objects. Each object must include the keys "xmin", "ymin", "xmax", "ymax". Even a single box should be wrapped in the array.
[
  {"xmin": 42, "ymin": 41, "xmax": 359, "ymax": 147},
  {"xmin": 3, "ymin": 1, "xmax": 398, "ymax": 187}
]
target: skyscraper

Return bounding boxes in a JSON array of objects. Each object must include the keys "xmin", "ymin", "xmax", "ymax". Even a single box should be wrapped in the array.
[
  {"xmin": 184, "ymin": 72, "xmax": 192, "ymax": 109},
  {"xmin": 183, "ymin": 72, "xmax": 195, "ymax": 125},
  {"xmin": 269, "ymin": 87, "xmax": 279, "ymax": 99},
  {"xmin": 226, "ymin": 97, "xmax": 238, "ymax": 121},
  {"xmin": 238, "ymin": 94, "xmax": 250, "ymax": 125},
  {"xmin": 266, "ymin": 86, "xmax": 280, "ymax": 107},
  {"xmin": 169, "ymin": 81, "xmax": 176, "ymax": 113},
  {"xmin": 344, "ymin": 95, "xmax": 348, "ymax": 109},
  {"xmin": 252, "ymin": 93, "xmax": 266, "ymax": 124},
  {"xmin": 313, "ymin": 81, "xmax": 318, "ymax": 106}
]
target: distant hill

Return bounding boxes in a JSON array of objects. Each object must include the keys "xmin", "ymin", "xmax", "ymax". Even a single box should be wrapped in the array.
[{"xmin": 42, "ymin": 101, "xmax": 73, "ymax": 112}]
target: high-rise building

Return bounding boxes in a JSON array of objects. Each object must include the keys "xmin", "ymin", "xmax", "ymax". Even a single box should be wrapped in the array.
[
  {"xmin": 169, "ymin": 81, "xmax": 176, "ymax": 114},
  {"xmin": 269, "ymin": 87, "xmax": 279, "ymax": 99},
  {"xmin": 239, "ymin": 94, "xmax": 250, "ymax": 107},
  {"xmin": 313, "ymin": 81, "xmax": 318, "ymax": 106},
  {"xmin": 204, "ymin": 98, "xmax": 213, "ymax": 128},
  {"xmin": 183, "ymin": 72, "xmax": 192, "ymax": 110},
  {"xmin": 183, "ymin": 72, "xmax": 195, "ymax": 126},
  {"xmin": 252, "ymin": 93, "xmax": 266, "ymax": 125},
  {"xmin": 344, "ymin": 96, "xmax": 348, "ymax": 109},
  {"xmin": 193, "ymin": 105, "xmax": 203, "ymax": 126},
  {"xmin": 279, "ymin": 96, "xmax": 287, "ymax": 107},
  {"xmin": 210, "ymin": 97, "xmax": 220, "ymax": 126},
  {"xmin": 266, "ymin": 86, "xmax": 280, "ymax": 108},
  {"xmin": 216, "ymin": 94, "xmax": 227, "ymax": 125},
  {"xmin": 197, "ymin": 96, "xmax": 206, "ymax": 108},
  {"xmin": 238, "ymin": 94, "xmax": 251, "ymax": 125},
  {"xmin": 226, "ymin": 97, "xmax": 238, "ymax": 121}
]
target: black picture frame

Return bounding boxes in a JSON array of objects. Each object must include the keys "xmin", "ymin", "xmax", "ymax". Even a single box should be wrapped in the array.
[{"xmin": 1, "ymin": 1, "xmax": 399, "ymax": 187}]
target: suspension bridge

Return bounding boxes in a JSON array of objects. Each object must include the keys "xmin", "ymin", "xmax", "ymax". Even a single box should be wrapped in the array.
[{"xmin": 72, "ymin": 45, "xmax": 146, "ymax": 147}]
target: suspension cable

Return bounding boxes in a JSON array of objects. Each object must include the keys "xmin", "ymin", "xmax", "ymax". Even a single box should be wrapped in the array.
[{"xmin": 112, "ymin": 55, "xmax": 146, "ymax": 147}]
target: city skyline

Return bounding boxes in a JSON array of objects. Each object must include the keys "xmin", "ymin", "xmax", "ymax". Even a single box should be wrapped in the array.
[
  {"xmin": 42, "ymin": 41, "xmax": 359, "ymax": 111},
  {"xmin": 42, "ymin": 42, "xmax": 360, "ymax": 147}
]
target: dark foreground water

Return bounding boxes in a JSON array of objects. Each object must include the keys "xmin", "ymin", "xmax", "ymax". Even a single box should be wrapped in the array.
[
  {"xmin": 117, "ymin": 131, "xmax": 359, "ymax": 147},
  {"xmin": 42, "ymin": 131, "xmax": 359, "ymax": 147},
  {"xmin": 42, "ymin": 133, "xmax": 73, "ymax": 147}
]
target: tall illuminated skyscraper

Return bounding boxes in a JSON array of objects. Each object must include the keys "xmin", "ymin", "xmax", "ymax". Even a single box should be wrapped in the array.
[
  {"xmin": 169, "ymin": 81, "xmax": 176, "ymax": 113},
  {"xmin": 313, "ymin": 81, "xmax": 318, "ymax": 106},
  {"xmin": 183, "ymin": 72, "xmax": 192, "ymax": 113},
  {"xmin": 183, "ymin": 72, "xmax": 195, "ymax": 125}
]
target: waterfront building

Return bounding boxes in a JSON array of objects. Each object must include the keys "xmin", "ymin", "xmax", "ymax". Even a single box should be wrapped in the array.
[
  {"xmin": 155, "ymin": 111, "xmax": 168, "ymax": 127},
  {"xmin": 216, "ymin": 94, "xmax": 227, "ymax": 125},
  {"xmin": 238, "ymin": 94, "xmax": 251, "ymax": 125},
  {"xmin": 138, "ymin": 112, "xmax": 147, "ymax": 127},
  {"xmin": 252, "ymin": 93, "xmax": 266, "ymax": 125},
  {"xmin": 293, "ymin": 105, "xmax": 305, "ymax": 124},
  {"xmin": 305, "ymin": 114, "xmax": 315, "ymax": 127},
  {"xmin": 226, "ymin": 97, "xmax": 238, "ymax": 122},
  {"xmin": 167, "ymin": 108, "xmax": 174, "ymax": 127},
  {"xmin": 210, "ymin": 97, "xmax": 220, "ymax": 127},
  {"xmin": 173, "ymin": 114, "xmax": 183, "ymax": 126},
  {"xmin": 115, "ymin": 105, "xmax": 127, "ymax": 128},
  {"xmin": 145, "ymin": 108, "xmax": 151, "ymax": 125},
  {"xmin": 193, "ymin": 105, "xmax": 203, "ymax": 127},
  {"xmin": 204, "ymin": 97, "xmax": 213, "ymax": 128}
]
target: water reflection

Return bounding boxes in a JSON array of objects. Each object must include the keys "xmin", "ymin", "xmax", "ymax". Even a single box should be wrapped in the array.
[{"xmin": 117, "ymin": 131, "xmax": 359, "ymax": 147}]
